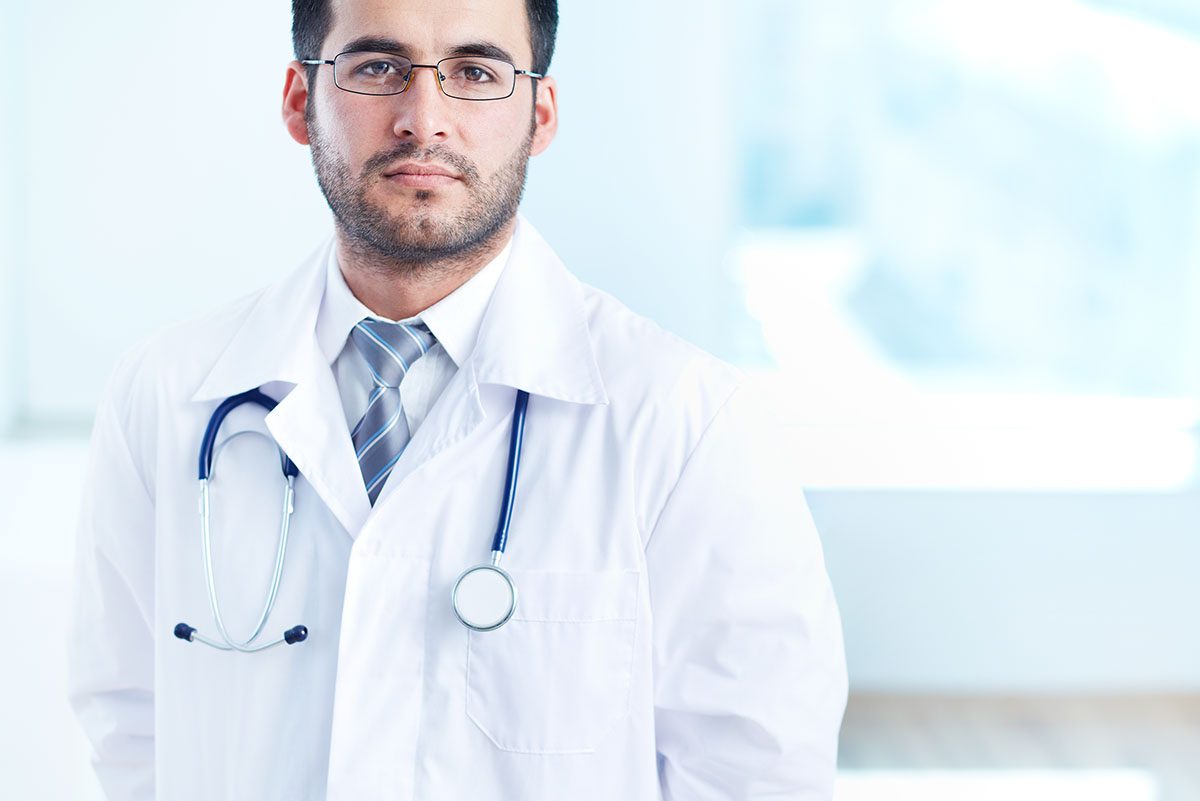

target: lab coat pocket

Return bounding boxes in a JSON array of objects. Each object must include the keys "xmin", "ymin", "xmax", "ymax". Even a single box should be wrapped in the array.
[{"xmin": 465, "ymin": 569, "xmax": 639, "ymax": 755}]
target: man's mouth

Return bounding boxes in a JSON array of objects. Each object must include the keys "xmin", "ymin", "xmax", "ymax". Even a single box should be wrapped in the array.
[{"xmin": 383, "ymin": 161, "xmax": 461, "ymax": 188}]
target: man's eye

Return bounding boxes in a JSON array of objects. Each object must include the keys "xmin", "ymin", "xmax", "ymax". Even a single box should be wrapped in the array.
[
  {"xmin": 457, "ymin": 64, "xmax": 497, "ymax": 83},
  {"xmin": 357, "ymin": 60, "xmax": 400, "ymax": 77}
]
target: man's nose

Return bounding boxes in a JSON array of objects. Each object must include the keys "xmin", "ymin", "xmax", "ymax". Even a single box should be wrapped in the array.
[{"xmin": 392, "ymin": 65, "xmax": 450, "ymax": 145}]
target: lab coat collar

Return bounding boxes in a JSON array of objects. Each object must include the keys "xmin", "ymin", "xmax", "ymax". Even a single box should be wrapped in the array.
[
  {"xmin": 190, "ymin": 240, "xmax": 330, "ymax": 404},
  {"xmin": 469, "ymin": 215, "xmax": 609, "ymax": 406},
  {"xmin": 189, "ymin": 214, "xmax": 608, "ymax": 406}
]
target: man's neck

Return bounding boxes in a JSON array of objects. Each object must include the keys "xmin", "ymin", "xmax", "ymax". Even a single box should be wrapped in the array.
[{"xmin": 336, "ymin": 219, "xmax": 516, "ymax": 321}]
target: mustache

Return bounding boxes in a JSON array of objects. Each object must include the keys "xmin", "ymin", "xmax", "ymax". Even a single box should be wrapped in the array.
[{"xmin": 362, "ymin": 142, "xmax": 480, "ymax": 183}]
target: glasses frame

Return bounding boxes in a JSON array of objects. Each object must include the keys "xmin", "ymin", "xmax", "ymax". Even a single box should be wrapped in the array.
[{"xmin": 300, "ymin": 51, "xmax": 544, "ymax": 101}]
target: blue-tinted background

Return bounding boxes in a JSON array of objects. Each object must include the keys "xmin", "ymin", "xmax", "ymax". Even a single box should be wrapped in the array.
[{"xmin": 2, "ymin": 1, "xmax": 1199, "ymax": 799}]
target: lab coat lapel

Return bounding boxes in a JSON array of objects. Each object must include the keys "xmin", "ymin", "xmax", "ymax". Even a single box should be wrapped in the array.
[
  {"xmin": 372, "ymin": 353, "xmax": 485, "ymax": 503},
  {"xmin": 266, "ymin": 348, "xmax": 372, "ymax": 536},
  {"xmin": 189, "ymin": 241, "xmax": 371, "ymax": 537}
]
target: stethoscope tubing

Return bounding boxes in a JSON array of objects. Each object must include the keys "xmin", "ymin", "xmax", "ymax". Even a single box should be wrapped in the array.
[
  {"xmin": 491, "ymin": 389, "xmax": 529, "ymax": 559},
  {"xmin": 450, "ymin": 389, "xmax": 529, "ymax": 632},
  {"xmin": 179, "ymin": 388, "xmax": 305, "ymax": 651},
  {"xmin": 198, "ymin": 388, "xmax": 298, "ymax": 481}
]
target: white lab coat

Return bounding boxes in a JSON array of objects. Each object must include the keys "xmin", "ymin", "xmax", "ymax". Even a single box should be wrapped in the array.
[{"xmin": 68, "ymin": 216, "xmax": 847, "ymax": 801}]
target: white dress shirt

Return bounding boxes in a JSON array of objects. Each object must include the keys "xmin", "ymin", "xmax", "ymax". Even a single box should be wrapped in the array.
[{"xmin": 314, "ymin": 237, "xmax": 514, "ymax": 439}]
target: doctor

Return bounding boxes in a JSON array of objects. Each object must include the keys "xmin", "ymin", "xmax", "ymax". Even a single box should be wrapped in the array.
[{"xmin": 67, "ymin": 0, "xmax": 847, "ymax": 798}]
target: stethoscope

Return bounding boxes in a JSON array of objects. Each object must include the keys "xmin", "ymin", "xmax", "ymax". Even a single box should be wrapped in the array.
[{"xmin": 174, "ymin": 386, "xmax": 530, "ymax": 652}]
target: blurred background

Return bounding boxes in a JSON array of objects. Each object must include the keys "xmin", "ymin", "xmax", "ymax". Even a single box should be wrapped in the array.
[{"xmin": 2, "ymin": 0, "xmax": 1199, "ymax": 798}]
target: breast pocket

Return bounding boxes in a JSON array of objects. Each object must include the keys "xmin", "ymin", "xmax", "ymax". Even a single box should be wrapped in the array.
[{"xmin": 465, "ymin": 569, "xmax": 639, "ymax": 755}]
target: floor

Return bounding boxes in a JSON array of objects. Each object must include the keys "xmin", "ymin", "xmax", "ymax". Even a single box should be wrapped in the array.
[{"xmin": 838, "ymin": 694, "xmax": 1200, "ymax": 801}]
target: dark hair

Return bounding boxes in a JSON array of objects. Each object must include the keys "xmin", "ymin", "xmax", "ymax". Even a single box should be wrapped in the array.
[{"xmin": 292, "ymin": 0, "xmax": 559, "ymax": 81}]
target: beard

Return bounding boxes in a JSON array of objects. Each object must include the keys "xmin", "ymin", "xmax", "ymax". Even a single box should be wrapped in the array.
[{"xmin": 307, "ymin": 111, "xmax": 533, "ymax": 273}]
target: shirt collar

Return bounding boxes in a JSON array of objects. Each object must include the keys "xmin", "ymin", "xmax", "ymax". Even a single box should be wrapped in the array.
[{"xmin": 315, "ymin": 234, "xmax": 513, "ymax": 368}]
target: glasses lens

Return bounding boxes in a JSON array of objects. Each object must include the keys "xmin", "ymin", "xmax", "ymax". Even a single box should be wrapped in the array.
[
  {"xmin": 334, "ymin": 51, "xmax": 412, "ymax": 95},
  {"xmin": 438, "ymin": 56, "xmax": 516, "ymax": 100}
]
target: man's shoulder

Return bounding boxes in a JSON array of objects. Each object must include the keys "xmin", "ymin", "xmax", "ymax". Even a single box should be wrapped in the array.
[
  {"xmin": 104, "ymin": 284, "xmax": 270, "ymax": 408},
  {"xmin": 104, "ymin": 240, "xmax": 327, "ymax": 407},
  {"xmin": 577, "ymin": 281, "xmax": 744, "ymax": 418}
]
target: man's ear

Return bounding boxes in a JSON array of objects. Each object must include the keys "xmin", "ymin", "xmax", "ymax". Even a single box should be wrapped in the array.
[
  {"xmin": 530, "ymin": 75, "xmax": 558, "ymax": 157},
  {"xmin": 282, "ymin": 61, "xmax": 312, "ymax": 145}
]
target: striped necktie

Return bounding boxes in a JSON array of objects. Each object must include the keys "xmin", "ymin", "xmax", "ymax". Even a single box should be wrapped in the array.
[{"xmin": 349, "ymin": 318, "xmax": 437, "ymax": 505}]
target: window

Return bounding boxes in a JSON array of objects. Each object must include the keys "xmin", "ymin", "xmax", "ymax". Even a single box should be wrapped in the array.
[{"xmin": 734, "ymin": 0, "xmax": 1200, "ymax": 489}]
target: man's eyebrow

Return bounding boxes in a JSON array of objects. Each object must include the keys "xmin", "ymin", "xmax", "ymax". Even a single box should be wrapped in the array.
[
  {"xmin": 338, "ymin": 36, "xmax": 516, "ymax": 65},
  {"xmin": 444, "ymin": 42, "xmax": 516, "ymax": 64},
  {"xmin": 340, "ymin": 36, "xmax": 412, "ymax": 56}
]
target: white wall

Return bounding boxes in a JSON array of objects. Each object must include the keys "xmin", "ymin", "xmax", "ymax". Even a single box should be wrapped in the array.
[
  {"xmin": 0, "ymin": 0, "xmax": 27, "ymax": 434},
  {"xmin": 15, "ymin": 1, "xmax": 326, "ymax": 423},
  {"xmin": 0, "ymin": 441, "xmax": 102, "ymax": 800},
  {"xmin": 523, "ymin": 0, "xmax": 744, "ymax": 359},
  {"xmin": 811, "ymin": 488, "xmax": 1200, "ymax": 692}
]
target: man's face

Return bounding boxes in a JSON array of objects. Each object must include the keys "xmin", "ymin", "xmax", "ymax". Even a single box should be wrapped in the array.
[{"xmin": 289, "ymin": 0, "xmax": 555, "ymax": 266}]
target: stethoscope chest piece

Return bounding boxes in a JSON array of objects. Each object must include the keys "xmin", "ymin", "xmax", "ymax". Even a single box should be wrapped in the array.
[{"xmin": 452, "ymin": 563, "xmax": 517, "ymax": 632}]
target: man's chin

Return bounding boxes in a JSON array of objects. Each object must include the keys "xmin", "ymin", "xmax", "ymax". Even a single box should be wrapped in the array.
[
  {"xmin": 360, "ymin": 216, "xmax": 475, "ymax": 259},
  {"xmin": 375, "ymin": 178, "xmax": 458, "ymax": 200},
  {"xmin": 380, "ymin": 210, "xmax": 455, "ymax": 239},
  {"xmin": 370, "ymin": 184, "xmax": 460, "ymax": 218}
]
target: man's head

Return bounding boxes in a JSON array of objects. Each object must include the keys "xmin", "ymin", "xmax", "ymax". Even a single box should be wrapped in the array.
[{"xmin": 282, "ymin": 0, "xmax": 559, "ymax": 271}]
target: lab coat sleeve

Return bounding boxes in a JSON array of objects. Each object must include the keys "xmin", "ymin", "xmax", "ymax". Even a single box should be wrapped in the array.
[
  {"xmin": 67, "ymin": 349, "xmax": 157, "ymax": 801},
  {"xmin": 646, "ymin": 381, "xmax": 848, "ymax": 800}
]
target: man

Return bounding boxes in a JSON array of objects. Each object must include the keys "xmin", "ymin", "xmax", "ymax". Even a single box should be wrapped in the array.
[{"xmin": 68, "ymin": 0, "xmax": 848, "ymax": 799}]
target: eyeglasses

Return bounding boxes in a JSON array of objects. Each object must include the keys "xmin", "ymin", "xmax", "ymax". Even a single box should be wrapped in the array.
[{"xmin": 300, "ymin": 51, "xmax": 544, "ymax": 101}]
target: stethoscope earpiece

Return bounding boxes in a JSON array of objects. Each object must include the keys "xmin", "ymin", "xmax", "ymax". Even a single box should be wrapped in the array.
[{"xmin": 284, "ymin": 625, "xmax": 309, "ymax": 644}]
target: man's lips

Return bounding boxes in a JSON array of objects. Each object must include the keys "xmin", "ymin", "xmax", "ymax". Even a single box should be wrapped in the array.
[{"xmin": 382, "ymin": 162, "xmax": 461, "ymax": 188}]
